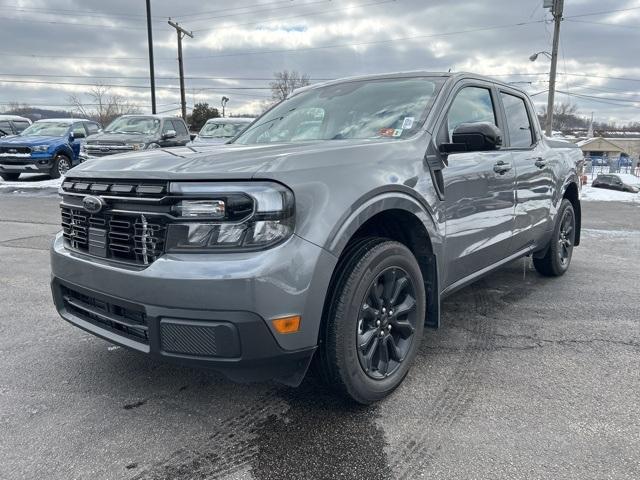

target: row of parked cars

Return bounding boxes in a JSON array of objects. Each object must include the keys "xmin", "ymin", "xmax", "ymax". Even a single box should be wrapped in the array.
[{"xmin": 0, "ymin": 114, "xmax": 254, "ymax": 180}]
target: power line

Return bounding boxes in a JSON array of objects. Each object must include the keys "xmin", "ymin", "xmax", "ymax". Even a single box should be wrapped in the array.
[
  {"xmin": 0, "ymin": 72, "xmax": 334, "ymax": 81},
  {"xmin": 565, "ymin": 19, "xmax": 639, "ymax": 30},
  {"xmin": 192, "ymin": 0, "xmax": 395, "ymax": 33},
  {"xmin": 174, "ymin": 0, "xmax": 299, "ymax": 19},
  {"xmin": 0, "ymin": 78, "xmax": 272, "ymax": 90},
  {"xmin": 1, "ymin": 15, "xmax": 152, "ymax": 30},
  {"xmin": 184, "ymin": 0, "xmax": 330, "ymax": 25},
  {"xmin": 185, "ymin": 19, "xmax": 547, "ymax": 59}
]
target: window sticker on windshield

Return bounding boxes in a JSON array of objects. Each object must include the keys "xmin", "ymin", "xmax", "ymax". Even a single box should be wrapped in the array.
[
  {"xmin": 393, "ymin": 129, "xmax": 403, "ymax": 137},
  {"xmin": 379, "ymin": 128, "xmax": 395, "ymax": 137},
  {"xmin": 402, "ymin": 117, "xmax": 415, "ymax": 129}
]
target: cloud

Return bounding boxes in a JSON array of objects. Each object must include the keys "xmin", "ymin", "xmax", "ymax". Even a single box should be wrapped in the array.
[{"xmin": 0, "ymin": 0, "xmax": 638, "ymax": 123}]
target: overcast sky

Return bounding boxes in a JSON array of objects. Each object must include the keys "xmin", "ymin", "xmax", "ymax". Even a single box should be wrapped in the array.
[{"xmin": 0, "ymin": 0, "xmax": 639, "ymax": 124}]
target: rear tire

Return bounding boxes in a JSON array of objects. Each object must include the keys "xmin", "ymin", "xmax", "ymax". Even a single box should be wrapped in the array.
[
  {"xmin": 533, "ymin": 199, "xmax": 575, "ymax": 277},
  {"xmin": 0, "ymin": 172, "xmax": 20, "ymax": 181},
  {"xmin": 50, "ymin": 154, "xmax": 71, "ymax": 179},
  {"xmin": 317, "ymin": 237, "xmax": 426, "ymax": 404}
]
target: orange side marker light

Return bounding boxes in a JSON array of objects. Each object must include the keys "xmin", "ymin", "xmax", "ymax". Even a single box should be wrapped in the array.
[{"xmin": 272, "ymin": 316, "xmax": 301, "ymax": 334}]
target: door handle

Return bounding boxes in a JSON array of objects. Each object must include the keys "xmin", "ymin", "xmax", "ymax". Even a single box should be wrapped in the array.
[
  {"xmin": 534, "ymin": 157, "xmax": 547, "ymax": 168},
  {"xmin": 493, "ymin": 161, "xmax": 512, "ymax": 175}
]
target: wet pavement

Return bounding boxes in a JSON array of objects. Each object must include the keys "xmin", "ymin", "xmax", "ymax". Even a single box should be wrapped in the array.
[{"xmin": 1, "ymin": 195, "xmax": 638, "ymax": 479}]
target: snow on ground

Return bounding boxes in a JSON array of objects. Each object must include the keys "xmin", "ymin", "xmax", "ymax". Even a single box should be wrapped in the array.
[
  {"xmin": 0, "ymin": 174, "xmax": 62, "ymax": 194},
  {"xmin": 581, "ymin": 173, "xmax": 640, "ymax": 204}
]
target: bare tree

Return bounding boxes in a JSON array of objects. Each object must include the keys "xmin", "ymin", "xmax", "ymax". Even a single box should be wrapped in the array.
[
  {"xmin": 68, "ymin": 85, "xmax": 141, "ymax": 126},
  {"xmin": 269, "ymin": 70, "xmax": 310, "ymax": 101}
]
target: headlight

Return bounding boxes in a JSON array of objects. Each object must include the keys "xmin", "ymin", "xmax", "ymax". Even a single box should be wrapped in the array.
[
  {"xmin": 31, "ymin": 145, "xmax": 49, "ymax": 153},
  {"xmin": 146, "ymin": 143, "xmax": 160, "ymax": 149},
  {"xmin": 165, "ymin": 182, "xmax": 295, "ymax": 252},
  {"xmin": 131, "ymin": 143, "xmax": 146, "ymax": 151}
]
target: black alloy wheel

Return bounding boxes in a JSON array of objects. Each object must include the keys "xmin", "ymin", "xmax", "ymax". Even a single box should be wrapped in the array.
[{"xmin": 357, "ymin": 267, "xmax": 418, "ymax": 379}]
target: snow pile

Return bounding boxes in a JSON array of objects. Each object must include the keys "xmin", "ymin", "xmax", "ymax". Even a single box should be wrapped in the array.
[
  {"xmin": 0, "ymin": 174, "xmax": 62, "ymax": 194},
  {"xmin": 581, "ymin": 174, "xmax": 640, "ymax": 204}
]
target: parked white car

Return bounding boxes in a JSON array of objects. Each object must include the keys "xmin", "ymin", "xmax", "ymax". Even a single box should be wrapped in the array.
[
  {"xmin": 189, "ymin": 117, "xmax": 254, "ymax": 146},
  {"xmin": 0, "ymin": 115, "xmax": 32, "ymax": 137}
]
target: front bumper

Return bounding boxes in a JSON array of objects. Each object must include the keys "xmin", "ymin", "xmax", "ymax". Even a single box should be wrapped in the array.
[
  {"xmin": 0, "ymin": 156, "xmax": 54, "ymax": 172},
  {"xmin": 50, "ymin": 232, "xmax": 336, "ymax": 385}
]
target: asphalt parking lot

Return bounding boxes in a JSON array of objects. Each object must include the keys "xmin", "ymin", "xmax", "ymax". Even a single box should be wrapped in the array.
[{"xmin": 1, "ymin": 194, "xmax": 638, "ymax": 480}]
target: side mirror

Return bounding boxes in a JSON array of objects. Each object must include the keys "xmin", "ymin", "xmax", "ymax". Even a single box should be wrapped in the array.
[
  {"xmin": 163, "ymin": 130, "xmax": 177, "ymax": 139},
  {"xmin": 72, "ymin": 131, "xmax": 86, "ymax": 139},
  {"xmin": 439, "ymin": 122, "xmax": 502, "ymax": 154}
]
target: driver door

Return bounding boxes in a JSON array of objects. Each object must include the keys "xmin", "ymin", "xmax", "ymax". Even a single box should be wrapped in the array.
[
  {"xmin": 70, "ymin": 123, "xmax": 87, "ymax": 161},
  {"xmin": 437, "ymin": 83, "xmax": 517, "ymax": 287}
]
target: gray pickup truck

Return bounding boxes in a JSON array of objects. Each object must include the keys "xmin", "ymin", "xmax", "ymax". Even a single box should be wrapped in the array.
[{"xmin": 50, "ymin": 72, "xmax": 582, "ymax": 404}]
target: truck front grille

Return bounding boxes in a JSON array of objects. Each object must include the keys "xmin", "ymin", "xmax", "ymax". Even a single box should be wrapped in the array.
[
  {"xmin": 0, "ymin": 146, "xmax": 31, "ymax": 154},
  {"xmin": 61, "ymin": 206, "xmax": 166, "ymax": 265}
]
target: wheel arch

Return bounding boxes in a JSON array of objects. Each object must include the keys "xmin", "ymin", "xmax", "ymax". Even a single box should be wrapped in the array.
[
  {"xmin": 321, "ymin": 193, "xmax": 443, "ymax": 337},
  {"xmin": 562, "ymin": 180, "xmax": 581, "ymax": 247}
]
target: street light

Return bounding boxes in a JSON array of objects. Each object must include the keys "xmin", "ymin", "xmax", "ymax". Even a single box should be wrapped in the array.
[
  {"xmin": 529, "ymin": 51, "xmax": 552, "ymax": 62},
  {"xmin": 221, "ymin": 96, "xmax": 229, "ymax": 118}
]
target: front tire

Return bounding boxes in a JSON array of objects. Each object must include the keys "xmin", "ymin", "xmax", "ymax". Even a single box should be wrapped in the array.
[
  {"xmin": 318, "ymin": 238, "xmax": 426, "ymax": 404},
  {"xmin": 0, "ymin": 172, "xmax": 20, "ymax": 181},
  {"xmin": 533, "ymin": 199, "xmax": 576, "ymax": 277},
  {"xmin": 50, "ymin": 154, "xmax": 71, "ymax": 179}
]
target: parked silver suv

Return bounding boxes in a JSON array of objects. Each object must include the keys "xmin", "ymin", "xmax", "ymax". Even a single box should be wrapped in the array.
[{"xmin": 51, "ymin": 72, "xmax": 582, "ymax": 403}]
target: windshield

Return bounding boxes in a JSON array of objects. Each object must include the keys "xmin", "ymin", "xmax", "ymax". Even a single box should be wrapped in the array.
[
  {"xmin": 200, "ymin": 121, "xmax": 249, "ymax": 138},
  {"xmin": 233, "ymin": 77, "xmax": 443, "ymax": 145},
  {"xmin": 21, "ymin": 122, "xmax": 71, "ymax": 137},
  {"xmin": 105, "ymin": 117, "xmax": 161, "ymax": 135}
]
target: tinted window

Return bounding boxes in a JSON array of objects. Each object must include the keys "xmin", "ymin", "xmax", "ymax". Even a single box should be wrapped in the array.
[
  {"xmin": 0, "ymin": 121, "xmax": 12, "ymax": 136},
  {"xmin": 72, "ymin": 123, "xmax": 86, "ymax": 138},
  {"xmin": 447, "ymin": 87, "xmax": 496, "ymax": 139},
  {"xmin": 13, "ymin": 121, "xmax": 30, "ymax": 133},
  {"xmin": 162, "ymin": 120, "xmax": 174, "ymax": 134},
  {"xmin": 500, "ymin": 93, "xmax": 534, "ymax": 148},
  {"xmin": 172, "ymin": 120, "xmax": 188, "ymax": 136},
  {"xmin": 85, "ymin": 122, "xmax": 100, "ymax": 134}
]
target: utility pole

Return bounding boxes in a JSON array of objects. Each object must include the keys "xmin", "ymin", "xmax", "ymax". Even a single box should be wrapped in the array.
[
  {"xmin": 545, "ymin": 0, "xmax": 564, "ymax": 137},
  {"xmin": 146, "ymin": 0, "xmax": 156, "ymax": 114},
  {"xmin": 168, "ymin": 19, "xmax": 193, "ymax": 121}
]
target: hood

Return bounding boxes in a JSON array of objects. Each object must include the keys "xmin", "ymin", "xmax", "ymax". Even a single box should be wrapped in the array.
[
  {"xmin": 68, "ymin": 138, "xmax": 410, "ymax": 180},
  {"xmin": 0, "ymin": 135, "xmax": 64, "ymax": 146},
  {"xmin": 86, "ymin": 132, "xmax": 153, "ymax": 144},
  {"xmin": 188, "ymin": 136, "xmax": 229, "ymax": 146}
]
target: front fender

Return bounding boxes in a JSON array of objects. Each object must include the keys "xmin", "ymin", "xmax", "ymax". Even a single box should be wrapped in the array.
[{"xmin": 325, "ymin": 188, "xmax": 442, "ymax": 259}]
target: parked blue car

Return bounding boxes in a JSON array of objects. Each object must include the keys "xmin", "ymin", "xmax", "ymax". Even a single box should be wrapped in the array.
[{"xmin": 0, "ymin": 118, "xmax": 101, "ymax": 180}]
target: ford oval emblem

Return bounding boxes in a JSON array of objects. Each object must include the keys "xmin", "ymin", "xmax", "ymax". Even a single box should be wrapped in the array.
[{"xmin": 82, "ymin": 195, "xmax": 105, "ymax": 214}]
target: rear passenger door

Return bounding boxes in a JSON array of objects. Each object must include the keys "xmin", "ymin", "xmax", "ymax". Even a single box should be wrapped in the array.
[
  {"xmin": 497, "ymin": 89, "xmax": 554, "ymax": 251},
  {"xmin": 437, "ymin": 82, "xmax": 517, "ymax": 287}
]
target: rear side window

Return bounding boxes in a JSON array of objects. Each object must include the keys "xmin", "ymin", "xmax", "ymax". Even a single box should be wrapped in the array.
[
  {"xmin": 500, "ymin": 92, "xmax": 534, "ymax": 148},
  {"xmin": 0, "ymin": 121, "xmax": 12, "ymax": 135},
  {"xmin": 172, "ymin": 120, "xmax": 188, "ymax": 137},
  {"xmin": 447, "ymin": 86, "xmax": 496, "ymax": 140},
  {"xmin": 13, "ymin": 121, "xmax": 30, "ymax": 133}
]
